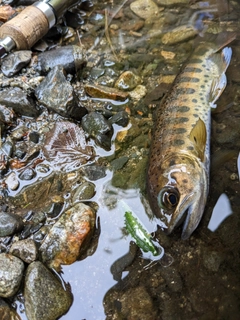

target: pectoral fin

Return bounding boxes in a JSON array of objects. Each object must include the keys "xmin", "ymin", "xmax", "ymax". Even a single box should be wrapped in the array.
[{"xmin": 189, "ymin": 118, "xmax": 207, "ymax": 162}]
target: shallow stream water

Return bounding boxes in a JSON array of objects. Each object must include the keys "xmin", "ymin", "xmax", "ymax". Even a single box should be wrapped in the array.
[{"xmin": 2, "ymin": 0, "xmax": 240, "ymax": 319}]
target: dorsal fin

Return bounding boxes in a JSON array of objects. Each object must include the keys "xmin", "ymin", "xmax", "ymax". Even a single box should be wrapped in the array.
[
  {"xmin": 189, "ymin": 118, "xmax": 207, "ymax": 161},
  {"xmin": 209, "ymin": 47, "xmax": 232, "ymax": 108}
]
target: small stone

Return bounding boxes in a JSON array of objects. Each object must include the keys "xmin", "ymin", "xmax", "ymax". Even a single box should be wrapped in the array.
[
  {"xmin": 72, "ymin": 182, "xmax": 96, "ymax": 203},
  {"xmin": 129, "ymin": 85, "xmax": 147, "ymax": 101},
  {"xmin": 115, "ymin": 71, "xmax": 141, "ymax": 91},
  {"xmin": 24, "ymin": 261, "xmax": 72, "ymax": 320},
  {"xmin": 82, "ymin": 165, "xmax": 106, "ymax": 181},
  {"xmin": 0, "ymin": 211, "xmax": 24, "ymax": 237},
  {"xmin": 1, "ymin": 50, "xmax": 32, "ymax": 77},
  {"xmin": 39, "ymin": 203, "xmax": 96, "ymax": 270},
  {"xmin": 5, "ymin": 172, "xmax": 19, "ymax": 191},
  {"xmin": 10, "ymin": 239, "xmax": 38, "ymax": 264},
  {"xmin": 0, "ymin": 253, "xmax": 24, "ymax": 298},
  {"xmin": 130, "ymin": 0, "xmax": 160, "ymax": 20},
  {"xmin": 160, "ymin": 50, "xmax": 176, "ymax": 59}
]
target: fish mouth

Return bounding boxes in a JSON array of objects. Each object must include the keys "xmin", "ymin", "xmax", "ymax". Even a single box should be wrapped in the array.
[{"xmin": 163, "ymin": 191, "xmax": 206, "ymax": 240}]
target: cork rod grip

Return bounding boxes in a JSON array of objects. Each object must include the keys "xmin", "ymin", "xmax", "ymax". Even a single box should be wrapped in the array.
[{"xmin": 0, "ymin": 6, "xmax": 49, "ymax": 50}]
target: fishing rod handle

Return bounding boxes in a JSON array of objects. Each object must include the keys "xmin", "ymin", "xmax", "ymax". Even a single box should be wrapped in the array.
[{"xmin": 0, "ymin": 2, "xmax": 56, "ymax": 50}]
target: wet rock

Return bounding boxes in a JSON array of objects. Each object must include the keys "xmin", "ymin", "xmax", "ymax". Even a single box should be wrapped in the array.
[
  {"xmin": 0, "ymin": 298, "xmax": 21, "ymax": 320},
  {"xmin": 109, "ymin": 111, "xmax": 129, "ymax": 127},
  {"xmin": 130, "ymin": 0, "xmax": 160, "ymax": 20},
  {"xmin": 85, "ymin": 83, "xmax": 129, "ymax": 101},
  {"xmin": 19, "ymin": 168, "xmax": 35, "ymax": 180},
  {"xmin": 82, "ymin": 164, "xmax": 106, "ymax": 180},
  {"xmin": 42, "ymin": 121, "xmax": 94, "ymax": 171},
  {"xmin": 0, "ymin": 253, "xmax": 24, "ymax": 298},
  {"xmin": 36, "ymin": 45, "xmax": 86, "ymax": 75},
  {"xmin": 0, "ymin": 211, "xmax": 23, "ymax": 237},
  {"xmin": 24, "ymin": 261, "xmax": 72, "ymax": 320},
  {"xmin": 72, "ymin": 181, "xmax": 96, "ymax": 203},
  {"xmin": 0, "ymin": 87, "xmax": 40, "ymax": 117},
  {"xmin": 115, "ymin": 71, "xmax": 141, "ymax": 91},
  {"xmin": 161, "ymin": 25, "xmax": 197, "ymax": 45},
  {"xmin": 35, "ymin": 66, "xmax": 87, "ymax": 120},
  {"xmin": 5, "ymin": 172, "xmax": 19, "ymax": 191},
  {"xmin": 10, "ymin": 239, "xmax": 38, "ymax": 264},
  {"xmin": 81, "ymin": 112, "xmax": 113, "ymax": 150},
  {"xmin": 39, "ymin": 203, "xmax": 96, "ymax": 270},
  {"xmin": 111, "ymin": 156, "xmax": 129, "ymax": 171},
  {"xmin": 1, "ymin": 50, "xmax": 32, "ymax": 77}
]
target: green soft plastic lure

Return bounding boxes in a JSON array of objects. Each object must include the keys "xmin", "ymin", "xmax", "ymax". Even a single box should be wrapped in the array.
[{"xmin": 124, "ymin": 211, "xmax": 159, "ymax": 256}]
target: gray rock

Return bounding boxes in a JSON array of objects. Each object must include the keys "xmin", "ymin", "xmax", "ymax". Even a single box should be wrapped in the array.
[
  {"xmin": 0, "ymin": 253, "xmax": 24, "ymax": 298},
  {"xmin": 24, "ymin": 261, "xmax": 72, "ymax": 320},
  {"xmin": 1, "ymin": 50, "xmax": 32, "ymax": 77},
  {"xmin": 35, "ymin": 66, "xmax": 87, "ymax": 120},
  {"xmin": 0, "ymin": 298, "xmax": 21, "ymax": 320},
  {"xmin": 10, "ymin": 239, "xmax": 38, "ymax": 264},
  {"xmin": 0, "ymin": 211, "xmax": 24, "ymax": 237},
  {"xmin": 0, "ymin": 87, "xmax": 40, "ymax": 118}
]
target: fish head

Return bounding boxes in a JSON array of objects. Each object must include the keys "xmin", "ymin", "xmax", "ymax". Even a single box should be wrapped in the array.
[{"xmin": 147, "ymin": 155, "xmax": 208, "ymax": 239}]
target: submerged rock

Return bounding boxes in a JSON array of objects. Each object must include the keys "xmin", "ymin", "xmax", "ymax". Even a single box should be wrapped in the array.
[
  {"xmin": 130, "ymin": 0, "xmax": 160, "ymax": 20},
  {"xmin": 1, "ymin": 50, "xmax": 32, "ymax": 77},
  {"xmin": 0, "ymin": 253, "xmax": 24, "ymax": 298},
  {"xmin": 0, "ymin": 211, "xmax": 24, "ymax": 237},
  {"xmin": 39, "ymin": 203, "xmax": 96, "ymax": 270},
  {"xmin": 24, "ymin": 261, "xmax": 72, "ymax": 320},
  {"xmin": 35, "ymin": 66, "xmax": 87, "ymax": 120},
  {"xmin": 115, "ymin": 71, "xmax": 141, "ymax": 91}
]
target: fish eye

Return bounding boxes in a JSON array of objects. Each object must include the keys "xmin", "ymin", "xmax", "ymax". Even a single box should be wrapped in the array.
[{"xmin": 158, "ymin": 187, "xmax": 180, "ymax": 210}]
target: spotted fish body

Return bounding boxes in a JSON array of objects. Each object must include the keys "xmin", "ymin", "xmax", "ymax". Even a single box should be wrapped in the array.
[{"xmin": 147, "ymin": 35, "xmax": 233, "ymax": 239}]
